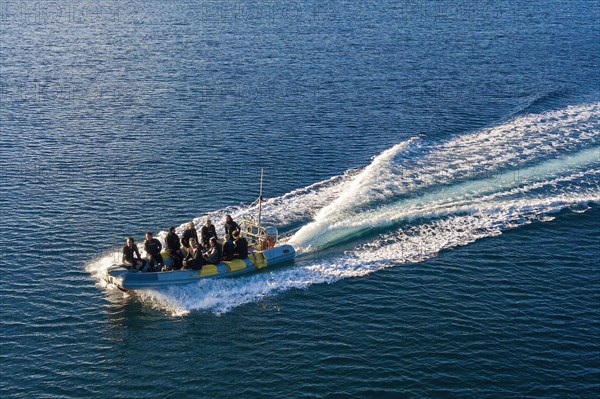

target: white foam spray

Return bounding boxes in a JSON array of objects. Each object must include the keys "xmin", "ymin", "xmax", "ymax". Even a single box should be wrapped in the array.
[{"xmin": 86, "ymin": 103, "xmax": 599, "ymax": 315}]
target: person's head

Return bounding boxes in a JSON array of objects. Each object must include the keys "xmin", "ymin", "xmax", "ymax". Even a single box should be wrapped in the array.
[
  {"xmin": 189, "ymin": 237, "xmax": 197, "ymax": 247},
  {"xmin": 145, "ymin": 231, "xmax": 153, "ymax": 239},
  {"xmin": 210, "ymin": 237, "xmax": 217, "ymax": 247},
  {"xmin": 224, "ymin": 234, "xmax": 230, "ymax": 241},
  {"xmin": 205, "ymin": 219, "xmax": 212, "ymax": 227},
  {"xmin": 225, "ymin": 214, "xmax": 232, "ymax": 223},
  {"xmin": 169, "ymin": 226, "xmax": 175, "ymax": 233},
  {"xmin": 188, "ymin": 221, "xmax": 194, "ymax": 230},
  {"xmin": 126, "ymin": 237, "xmax": 134, "ymax": 246},
  {"xmin": 232, "ymin": 230, "xmax": 239, "ymax": 239}
]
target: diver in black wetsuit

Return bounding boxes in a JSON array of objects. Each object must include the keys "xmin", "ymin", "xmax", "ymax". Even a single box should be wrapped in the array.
[
  {"xmin": 200, "ymin": 219, "xmax": 218, "ymax": 247},
  {"xmin": 144, "ymin": 231, "xmax": 164, "ymax": 272},
  {"xmin": 166, "ymin": 226, "xmax": 183, "ymax": 270},
  {"xmin": 224, "ymin": 214, "xmax": 240, "ymax": 237},
  {"xmin": 182, "ymin": 237, "xmax": 204, "ymax": 270},
  {"xmin": 222, "ymin": 234, "xmax": 235, "ymax": 261},
  {"xmin": 122, "ymin": 237, "xmax": 146, "ymax": 271},
  {"xmin": 232, "ymin": 230, "xmax": 248, "ymax": 259},
  {"xmin": 181, "ymin": 221, "xmax": 199, "ymax": 252},
  {"xmin": 203, "ymin": 237, "xmax": 222, "ymax": 265}
]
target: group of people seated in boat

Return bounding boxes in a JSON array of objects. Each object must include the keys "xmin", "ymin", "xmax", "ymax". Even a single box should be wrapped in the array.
[{"xmin": 122, "ymin": 214, "xmax": 249, "ymax": 272}]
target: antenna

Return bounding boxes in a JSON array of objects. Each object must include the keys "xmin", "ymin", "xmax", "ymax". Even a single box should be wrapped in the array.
[{"xmin": 258, "ymin": 168, "xmax": 264, "ymax": 226}]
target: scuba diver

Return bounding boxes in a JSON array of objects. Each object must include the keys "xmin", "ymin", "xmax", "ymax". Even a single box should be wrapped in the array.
[
  {"xmin": 144, "ymin": 231, "xmax": 164, "ymax": 272},
  {"xmin": 200, "ymin": 219, "xmax": 218, "ymax": 247},
  {"xmin": 181, "ymin": 221, "xmax": 199, "ymax": 251},
  {"xmin": 224, "ymin": 214, "xmax": 240, "ymax": 237},
  {"xmin": 232, "ymin": 230, "xmax": 248, "ymax": 259},
  {"xmin": 203, "ymin": 237, "xmax": 222, "ymax": 264},
  {"xmin": 222, "ymin": 234, "xmax": 235, "ymax": 261},
  {"xmin": 122, "ymin": 237, "xmax": 147, "ymax": 271},
  {"xmin": 165, "ymin": 226, "xmax": 183, "ymax": 270},
  {"xmin": 181, "ymin": 237, "xmax": 204, "ymax": 270}
]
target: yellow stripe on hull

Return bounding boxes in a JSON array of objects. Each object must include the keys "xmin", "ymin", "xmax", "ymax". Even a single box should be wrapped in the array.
[
  {"xmin": 224, "ymin": 259, "xmax": 247, "ymax": 272},
  {"xmin": 248, "ymin": 252, "xmax": 268, "ymax": 268},
  {"xmin": 200, "ymin": 264, "xmax": 218, "ymax": 276}
]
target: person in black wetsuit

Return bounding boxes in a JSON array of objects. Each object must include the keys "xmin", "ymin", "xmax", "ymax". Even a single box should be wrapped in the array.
[
  {"xmin": 200, "ymin": 219, "xmax": 218, "ymax": 247},
  {"xmin": 122, "ymin": 237, "xmax": 146, "ymax": 271},
  {"xmin": 144, "ymin": 231, "xmax": 164, "ymax": 272},
  {"xmin": 224, "ymin": 214, "xmax": 240, "ymax": 237},
  {"xmin": 181, "ymin": 221, "xmax": 199, "ymax": 252},
  {"xmin": 166, "ymin": 226, "xmax": 183, "ymax": 270},
  {"xmin": 222, "ymin": 234, "xmax": 235, "ymax": 261},
  {"xmin": 232, "ymin": 230, "xmax": 248, "ymax": 259},
  {"xmin": 203, "ymin": 237, "xmax": 222, "ymax": 265},
  {"xmin": 181, "ymin": 237, "xmax": 204, "ymax": 270}
]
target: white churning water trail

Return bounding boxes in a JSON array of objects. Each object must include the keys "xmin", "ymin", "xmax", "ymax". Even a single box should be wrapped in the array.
[
  {"xmin": 87, "ymin": 103, "xmax": 599, "ymax": 315},
  {"xmin": 290, "ymin": 146, "xmax": 600, "ymax": 252}
]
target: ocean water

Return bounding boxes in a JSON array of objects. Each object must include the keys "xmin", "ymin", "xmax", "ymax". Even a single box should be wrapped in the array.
[{"xmin": 1, "ymin": 0, "xmax": 599, "ymax": 398}]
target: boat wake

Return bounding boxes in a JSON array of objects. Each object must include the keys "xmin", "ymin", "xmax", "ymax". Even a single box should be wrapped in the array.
[{"xmin": 87, "ymin": 102, "xmax": 599, "ymax": 315}]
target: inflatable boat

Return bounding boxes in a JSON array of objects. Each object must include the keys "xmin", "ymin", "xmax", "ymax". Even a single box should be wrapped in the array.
[
  {"xmin": 104, "ymin": 243, "xmax": 295, "ymax": 291},
  {"xmin": 103, "ymin": 169, "xmax": 296, "ymax": 291}
]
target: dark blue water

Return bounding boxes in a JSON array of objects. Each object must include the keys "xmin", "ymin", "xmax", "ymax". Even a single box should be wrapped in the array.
[{"xmin": 1, "ymin": 1, "xmax": 599, "ymax": 397}]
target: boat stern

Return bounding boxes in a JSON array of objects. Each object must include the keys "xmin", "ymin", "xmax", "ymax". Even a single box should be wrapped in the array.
[{"xmin": 261, "ymin": 244, "xmax": 295, "ymax": 265}]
